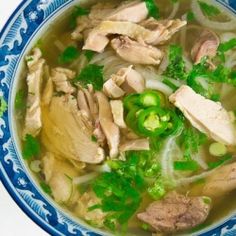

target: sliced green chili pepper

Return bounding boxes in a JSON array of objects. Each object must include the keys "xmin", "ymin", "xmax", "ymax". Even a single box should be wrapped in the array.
[
  {"xmin": 139, "ymin": 91, "xmax": 160, "ymax": 107},
  {"xmin": 137, "ymin": 107, "xmax": 168, "ymax": 137},
  {"xmin": 161, "ymin": 110, "xmax": 184, "ymax": 137},
  {"xmin": 123, "ymin": 94, "xmax": 140, "ymax": 111}
]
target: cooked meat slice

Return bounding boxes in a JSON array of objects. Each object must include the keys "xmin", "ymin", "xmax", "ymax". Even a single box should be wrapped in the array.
[
  {"xmin": 107, "ymin": 1, "xmax": 148, "ymax": 23},
  {"xmin": 41, "ymin": 96, "xmax": 105, "ymax": 164},
  {"xmin": 120, "ymin": 139, "xmax": 150, "ymax": 152},
  {"xmin": 111, "ymin": 36, "xmax": 163, "ymax": 65},
  {"xmin": 77, "ymin": 90, "xmax": 92, "ymax": 119},
  {"xmin": 103, "ymin": 79, "xmax": 125, "ymax": 99},
  {"xmin": 42, "ymin": 152, "xmax": 79, "ymax": 203},
  {"xmin": 202, "ymin": 162, "xmax": 236, "ymax": 198},
  {"xmin": 75, "ymin": 190, "xmax": 106, "ymax": 227},
  {"xmin": 51, "ymin": 67, "xmax": 76, "ymax": 94},
  {"xmin": 95, "ymin": 92, "xmax": 120, "ymax": 158},
  {"xmin": 141, "ymin": 18, "xmax": 187, "ymax": 45},
  {"xmin": 191, "ymin": 30, "xmax": 220, "ymax": 65},
  {"xmin": 83, "ymin": 19, "xmax": 186, "ymax": 52},
  {"xmin": 23, "ymin": 48, "xmax": 45, "ymax": 137},
  {"xmin": 42, "ymin": 77, "xmax": 53, "ymax": 106},
  {"xmin": 93, "ymin": 119, "xmax": 106, "ymax": 146},
  {"xmin": 169, "ymin": 85, "xmax": 236, "ymax": 146},
  {"xmin": 137, "ymin": 192, "xmax": 211, "ymax": 233},
  {"xmin": 110, "ymin": 100, "xmax": 126, "ymax": 129},
  {"xmin": 83, "ymin": 86, "xmax": 98, "ymax": 120}
]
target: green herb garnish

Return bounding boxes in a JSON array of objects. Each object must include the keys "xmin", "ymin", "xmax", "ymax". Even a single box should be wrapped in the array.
[
  {"xmin": 74, "ymin": 64, "xmax": 104, "ymax": 91},
  {"xmin": 91, "ymin": 135, "xmax": 97, "ymax": 142},
  {"xmin": 174, "ymin": 160, "xmax": 199, "ymax": 171},
  {"xmin": 164, "ymin": 45, "xmax": 187, "ymax": 80},
  {"xmin": 40, "ymin": 181, "xmax": 52, "ymax": 195},
  {"xmin": 70, "ymin": 6, "xmax": 89, "ymax": 29},
  {"xmin": 218, "ymin": 38, "xmax": 236, "ymax": 62},
  {"xmin": 208, "ymin": 154, "xmax": 232, "ymax": 170},
  {"xmin": 0, "ymin": 96, "xmax": 7, "ymax": 117},
  {"xmin": 187, "ymin": 11, "xmax": 195, "ymax": 21},
  {"xmin": 22, "ymin": 134, "xmax": 41, "ymax": 160},
  {"xmin": 198, "ymin": 1, "xmax": 221, "ymax": 17},
  {"xmin": 58, "ymin": 46, "xmax": 80, "ymax": 64},
  {"xmin": 84, "ymin": 50, "xmax": 95, "ymax": 62},
  {"xmin": 144, "ymin": 0, "xmax": 160, "ymax": 19},
  {"xmin": 15, "ymin": 89, "xmax": 26, "ymax": 110}
]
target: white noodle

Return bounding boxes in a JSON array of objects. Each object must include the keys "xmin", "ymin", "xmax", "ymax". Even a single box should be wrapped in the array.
[
  {"xmin": 146, "ymin": 79, "xmax": 173, "ymax": 96},
  {"xmin": 191, "ymin": 0, "xmax": 236, "ymax": 31},
  {"xmin": 167, "ymin": 2, "xmax": 180, "ymax": 20},
  {"xmin": 73, "ymin": 172, "xmax": 99, "ymax": 185},
  {"xmin": 54, "ymin": 39, "xmax": 66, "ymax": 51},
  {"xmin": 180, "ymin": 14, "xmax": 187, "ymax": 51}
]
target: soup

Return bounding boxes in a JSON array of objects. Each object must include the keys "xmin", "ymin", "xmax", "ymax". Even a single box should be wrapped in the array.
[{"xmin": 15, "ymin": 0, "xmax": 236, "ymax": 235}]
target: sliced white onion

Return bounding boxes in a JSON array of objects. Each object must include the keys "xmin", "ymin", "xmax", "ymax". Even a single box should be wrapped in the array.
[
  {"xmin": 146, "ymin": 79, "xmax": 173, "ymax": 96},
  {"xmin": 73, "ymin": 172, "xmax": 99, "ymax": 185},
  {"xmin": 191, "ymin": 0, "xmax": 236, "ymax": 31},
  {"xmin": 167, "ymin": 2, "xmax": 180, "ymax": 20}
]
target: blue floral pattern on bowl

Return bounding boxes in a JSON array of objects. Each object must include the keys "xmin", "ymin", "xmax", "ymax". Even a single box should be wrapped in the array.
[{"xmin": 0, "ymin": 1, "xmax": 236, "ymax": 235}]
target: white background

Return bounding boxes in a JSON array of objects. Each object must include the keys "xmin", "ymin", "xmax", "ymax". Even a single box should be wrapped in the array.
[{"xmin": 0, "ymin": 1, "xmax": 48, "ymax": 236}]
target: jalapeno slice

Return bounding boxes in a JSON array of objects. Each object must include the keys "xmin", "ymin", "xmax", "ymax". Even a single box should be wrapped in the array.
[
  {"xmin": 123, "ymin": 94, "xmax": 140, "ymax": 111},
  {"xmin": 139, "ymin": 91, "xmax": 161, "ymax": 107},
  {"xmin": 137, "ymin": 107, "xmax": 168, "ymax": 137}
]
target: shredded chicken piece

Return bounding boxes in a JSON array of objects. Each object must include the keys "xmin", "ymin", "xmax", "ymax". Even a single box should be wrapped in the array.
[
  {"xmin": 169, "ymin": 85, "xmax": 236, "ymax": 146},
  {"xmin": 106, "ymin": 0, "xmax": 148, "ymax": 23},
  {"xmin": 41, "ymin": 96, "xmax": 105, "ymax": 164},
  {"xmin": 75, "ymin": 191, "xmax": 106, "ymax": 227},
  {"xmin": 111, "ymin": 36, "xmax": 163, "ymax": 65},
  {"xmin": 42, "ymin": 77, "xmax": 53, "ymax": 106},
  {"xmin": 120, "ymin": 139, "xmax": 150, "ymax": 152},
  {"xmin": 93, "ymin": 119, "xmax": 106, "ymax": 146},
  {"xmin": 103, "ymin": 79, "xmax": 126, "ymax": 99},
  {"xmin": 137, "ymin": 192, "xmax": 211, "ymax": 233},
  {"xmin": 23, "ymin": 48, "xmax": 45, "ymax": 137},
  {"xmin": 110, "ymin": 100, "xmax": 127, "ymax": 129},
  {"xmin": 42, "ymin": 152, "xmax": 79, "ymax": 203},
  {"xmin": 77, "ymin": 90, "xmax": 92, "ymax": 120},
  {"xmin": 202, "ymin": 162, "xmax": 236, "ymax": 198},
  {"xmin": 83, "ymin": 19, "xmax": 186, "ymax": 52},
  {"xmin": 191, "ymin": 30, "xmax": 220, "ymax": 65},
  {"xmin": 51, "ymin": 67, "xmax": 76, "ymax": 94},
  {"xmin": 95, "ymin": 92, "xmax": 120, "ymax": 158}
]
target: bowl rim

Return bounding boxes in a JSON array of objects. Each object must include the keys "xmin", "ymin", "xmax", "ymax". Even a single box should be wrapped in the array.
[{"xmin": 1, "ymin": 1, "xmax": 236, "ymax": 236}]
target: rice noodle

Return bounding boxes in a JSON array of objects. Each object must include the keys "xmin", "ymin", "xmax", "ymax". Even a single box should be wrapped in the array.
[
  {"xmin": 180, "ymin": 14, "xmax": 187, "ymax": 51},
  {"xmin": 146, "ymin": 79, "xmax": 173, "ymax": 96},
  {"xmin": 191, "ymin": 0, "xmax": 236, "ymax": 31},
  {"xmin": 73, "ymin": 172, "xmax": 99, "ymax": 185},
  {"xmin": 54, "ymin": 39, "xmax": 66, "ymax": 51},
  {"xmin": 167, "ymin": 2, "xmax": 180, "ymax": 20}
]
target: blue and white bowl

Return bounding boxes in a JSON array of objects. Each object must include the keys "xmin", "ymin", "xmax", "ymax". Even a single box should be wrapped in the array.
[{"xmin": 1, "ymin": 1, "xmax": 236, "ymax": 235}]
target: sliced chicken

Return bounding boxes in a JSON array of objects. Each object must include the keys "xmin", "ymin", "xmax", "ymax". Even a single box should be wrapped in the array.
[
  {"xmin": 110, "ymin": 100, "xmax": 127, "ymax": 129},
  {"xmin": 41, "ymin": 96, "xmax": 105, "ymax": 164},
  {"xmin": 51, "ymin": 67, "xmax": 75, "ymax": 94},
  {"xmin": 111, "ymin": 36, "xmax": 163, "ymax": 65},
  {"xmin": 120, "ymin": 139, "xmax": 150, "ymax": 152},
  {"xmin": 107, "ymin": 1, "xmax": 148, "ymax": 23},
  {"xmin": 103, "ymin": 79, "xmax": 126, "ymax": 99},
  {"xmin": 191, "ymin": 30, "xmax": 220, "ymax": 65},
  {"xmin": 23, "ymin": 48, "xmax": 45, "ymax": 137},
  {"xmin": 83, "ymin": 19, "xmax": 187, "ymax": 52},
  {"xmin": 42, "ymin": 152, "xmax": 79, "ymax": 203},
  {"xmin": 95, "ymin": 92, "xmax": 120, "ymax": 158},
  {"xmin": 202, "ymin": 162, "xmax": 236, "ymax": 198},
  {"xmin": 93, "ymin": 119, "xmax": 106, "ymax": 146},
  {"xmin": 137, "ymin": 192, "xmax": 211, "ymax": 233},
  {"xmin": 140, "ymin": 18, "xmax": 187, "ymax": 45},
  {"xmin": 77, "ymin": 90, "xmax": 92, "ymax": 119},
  {"xmin": 42, "ymin": 77, "xmax": 53, "ymax": 106},
  {"xmin": 169, "ymin": 85, "xmax": 236, "ymax": 146},
  {"xmin": 75, "ymin": 190, "xmax": 106, "ymax": 227}
]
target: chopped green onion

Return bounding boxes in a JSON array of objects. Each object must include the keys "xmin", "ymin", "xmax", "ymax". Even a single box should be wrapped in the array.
[
  {"xmin": 148, "ymin": 180, "xmax": 166, "ymax": 200},
  {"xmin": 91, "ymin": 135, "xmax": 97, "ymax": 142},
  {"xmin": 208, "ymin": 154, "xmax": 232, "ymax": 170},
  {"xmin": 209, "ymin": 142, "xmax": 227, "ymax": 157},
  {"xmin": 203, "ymin": 196, "xmax": 212, "ymax": 205},
  {"xmin": 187, "ymin": 11, "xmax": 195, "ymax": 21},
  {"xmin": 174, "ymin": 160, "xmax": 199, "ymax": 171},
  {"xmin": 40, "ymin": 181, "xmax": 52, "ymax": 195}
]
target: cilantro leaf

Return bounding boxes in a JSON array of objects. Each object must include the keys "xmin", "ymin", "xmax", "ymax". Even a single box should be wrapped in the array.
[
  {"xmin": 164, "ymin": 45, "xmax": 187, "ymax": 80},
  {"xmin": 22, "ymin": 134, "xmax": 41, "ymax": 160},
  {"xmin": 144, "ymin": 0, "xmax": 160, "ymax": 19},
  {"xmin": 74, "ymin": 64, "xmax": 104, "ymax": 91},
  {"xmin": 187, "ymin": 11, "xmax": 195, "ymax": 21},
  {"xmin": 58, "ymin": 46, "xmax": 80, "ymax": 64},
  {"xmin": 198, "ymin": 1, "xmax": 221, "ymax": 17},
  {"xmin": 84, "ymin": 50, "xmax": 95, "ymax": 62},
  {"xmin": 70, "ymin": 6, "xmax": 89, "ymax": 29},
  {"xmin": 15, "ymin": 89, "xmax": 26, "ymax": 110},
  {"xmin": 0, "ymin": 96, "xmax": 7, "ymax": 117},
  {"xmin": 40, "ymin": 181, "xmax": 52, "ymax": 195}
]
